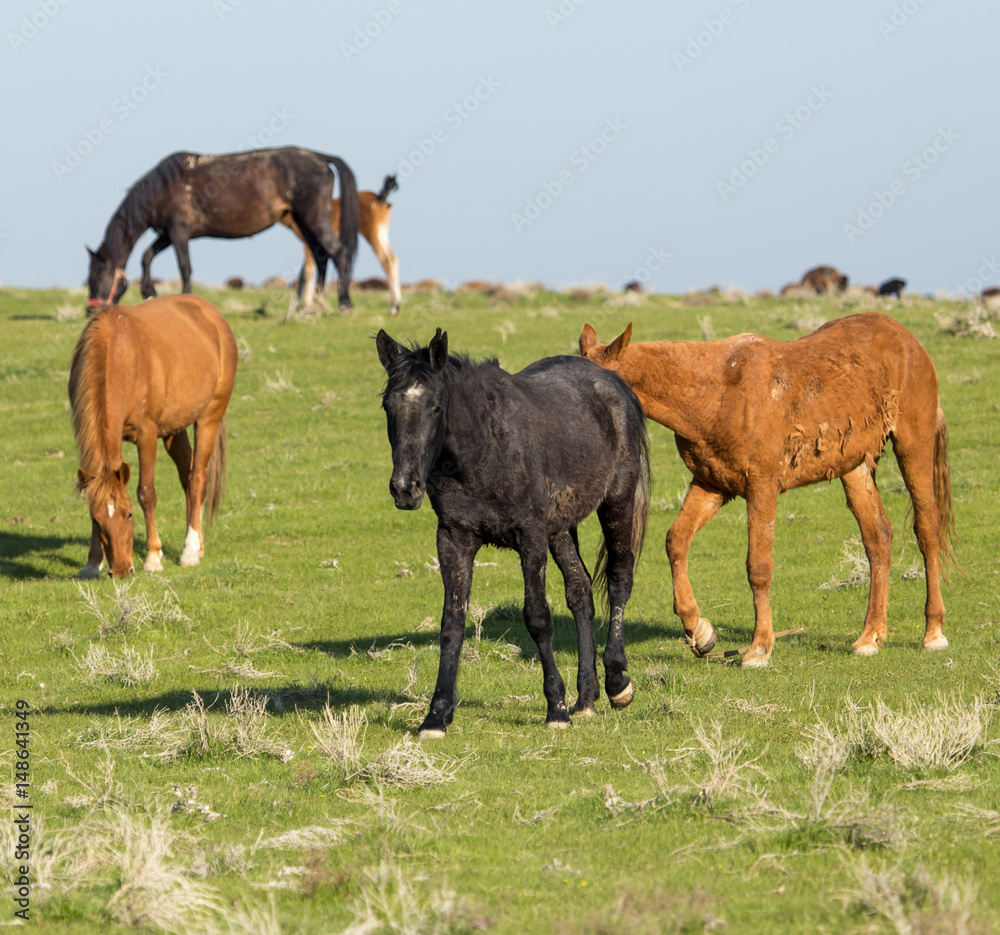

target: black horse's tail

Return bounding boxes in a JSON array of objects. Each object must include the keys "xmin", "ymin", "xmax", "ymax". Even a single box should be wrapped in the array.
[
  {"xmin": 593, "ymin": 403, "xmax": 651, "ymax": 611},
  {"xmin": 325, "ymin": 155, "xmax": 359, "ymax": 282},
  {"xmin": 375, "ymin": 174, "xmax": 399, "ymax": 203}
]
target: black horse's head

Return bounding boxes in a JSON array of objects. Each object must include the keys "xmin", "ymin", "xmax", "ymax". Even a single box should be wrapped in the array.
[
  {"xmin": 376, "ymin": 328, "xmax": 450, "ymax": 510},
  {"xmin": 86, "ymin": 245, "xmax": 127, "ymax": 307}
]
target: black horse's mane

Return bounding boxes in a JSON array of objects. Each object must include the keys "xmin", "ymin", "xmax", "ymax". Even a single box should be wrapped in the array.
[
  {"xmin": 382, "ymin": 346, "xmax": 504, "ymax": 395},
  {"xmin": 104, "ymin": 152, "xmax": 191, "ymax": 259}
]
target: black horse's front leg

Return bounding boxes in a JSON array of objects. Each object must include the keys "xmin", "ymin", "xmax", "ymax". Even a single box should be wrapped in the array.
[
  {"xmin": 419, "ymin": 525, "xmax": 479, "ymax": 739},
  {"xmin": 140, "ymin": 233, "xmax": 171, "ymax": 299}
]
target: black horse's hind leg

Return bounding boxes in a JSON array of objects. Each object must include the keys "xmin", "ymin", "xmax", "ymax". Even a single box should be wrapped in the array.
[
  {"xmin": 420, "ymin": 526, "xmax": 479, "ymax": 739},
  {"xmin": 597, "ymin": 500, "xmax": 636, "ymax": 708},
  {"xmin": 169, "ymin": 230, "xmax": 193, "ymax": 294},
  {"xmin": 140, "ymin": 233, "xmax": 172, "ymax": 299},
  {"xmin": 520, "ymin": 536, "xmax": 570, "ymax": 728},
  {"xmin": 549, "ymin": 529, "xmax": 599, "ymax": 717},
  {"xmin": 293, "ymin": 205, "xmax": 351, "ymax": 311}
]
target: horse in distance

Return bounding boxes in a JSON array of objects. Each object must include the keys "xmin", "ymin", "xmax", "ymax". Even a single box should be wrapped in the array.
[
  {"xmin": 70, "ymin": 295, "xmax": 237, "ymax": 578},
  {"xmin": 377, "ymin": 328, "xmax": 651, "ymax": 737},
  {"xmin": 580, "ymin": 313, "xmax": 955, "ymax": 666},
  {"xmin": 86, "ymin": 147, "xmax": 359, "ymax": 311},
  {"xmin": 285, "ymin": 174, "xmax": 401, "ymax": 316}
]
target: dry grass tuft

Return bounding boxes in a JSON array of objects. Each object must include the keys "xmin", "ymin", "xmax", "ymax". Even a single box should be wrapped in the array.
[
  {"xmin": 842, "ymin": 692, "xmax": 994, "ymax": 772},
  {"xmin": 263, "ymin": 367, "xmax": 297, "ymax": 393},
  {"xmin": 819, "ymin": 536, "xmax": 870, "ymax": 589},
  {"xmin": 936, "ymin": 303, "xmax": 998, "ymax": 339},
  {"xmin": 55, "ymin": 302, "xmax": 84, "ymax": 322},
  {"xmin": 310, "ymin": 704, "xmax": 466, "ymax": 789},
  {"xmin": 76, "ymin": 579, "xmax": 188, "ymax": 638},
  {"xmin": 340, "ymin": 860, "xmax": 472, "ymax": 935},
  {"xmin": 75, "ymin": 642, "xmax": 156, "ymax": 686},
  {"xmin": 257, "ymin": 823, "xmax": 350, "ymax": 850},
  {"xmin": 840, "ymin": 858, "xmax": 982, "ymax": 935}
]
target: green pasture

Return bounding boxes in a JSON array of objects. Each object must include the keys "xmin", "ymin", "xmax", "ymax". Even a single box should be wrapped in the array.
[{"xmin": 0, "ymin": 285, "xmax": 998, "ymax": 934}]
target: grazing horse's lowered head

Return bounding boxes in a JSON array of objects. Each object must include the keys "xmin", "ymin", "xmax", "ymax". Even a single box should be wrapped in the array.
[
  {"xmin": 377, "ymin": 327, "xmax": 451, "ymax": 511},
  {"xmin": 76, "ymin": 463, "xmax": 135, "ymax": 578},
  {"xmin": 86, "ymin": 246, "xmax": 128, "ymax": 310}
]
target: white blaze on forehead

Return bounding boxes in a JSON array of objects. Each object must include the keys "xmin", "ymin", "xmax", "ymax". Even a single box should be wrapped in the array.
[
  {"xmin": 107, "ymin": 501, "xmax": 115, "ymax": 518},
  {"xmin": 404, "ymin": 385, "xmax": 427, "ymax": 400}
]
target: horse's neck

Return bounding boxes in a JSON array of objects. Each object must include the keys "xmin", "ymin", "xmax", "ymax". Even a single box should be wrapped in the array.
[
  {"xmin": 103, "ymin": 203, "xmax": 148, "ymax": 265},
  {"xmin": 76, "ymin": 327, "xmax": 126, "ymax": 476},
  {"xmin": 622, "ymin": 343, "xmax": 724, "ymax": 441},
  {"xmin": 440, "ymin": 376, "xmax": 489, "ymax": 468}
]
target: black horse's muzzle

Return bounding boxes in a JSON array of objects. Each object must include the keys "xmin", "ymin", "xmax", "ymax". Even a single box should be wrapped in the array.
[{"xmin": 390, "ymin": 474, "xmax": 425, "ymax": 510}]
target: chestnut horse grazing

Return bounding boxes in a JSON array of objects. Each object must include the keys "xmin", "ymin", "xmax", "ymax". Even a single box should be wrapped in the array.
[
  {"xmin": 377, "ymin": 329, "xmax": 650, "ymax": 736},
  {"xmin": 69, "ymin": 296, "xmax": 237, "ymax": 578},
  {"xmin": 285, "ymin": 175, "xmax": 401, "ymax": 316},
  {"xmin": 580, "ymin": 313, "xmax": 955, "ymax": 666}
]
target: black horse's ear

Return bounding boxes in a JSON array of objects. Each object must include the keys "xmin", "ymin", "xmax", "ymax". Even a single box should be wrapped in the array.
[
  {"xmin": 376, "ymin": 330, "xmax": 401, "ymax": 370},
  {"xmin": 86, "ymin": 246, "xmax": 97, "ymax": 259},
  {"xmin": 428, "ymin": 328, "xmax": 448, "ymax": 371}
]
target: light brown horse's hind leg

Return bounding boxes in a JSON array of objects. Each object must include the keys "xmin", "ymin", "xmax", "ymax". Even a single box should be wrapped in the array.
[
  {"xmin": 371, "ymin": 224, "xmax": 401, "ymax": 315},
  {"xmin": 136, "ymin": 428, "xmax": 164, "ymax": 572},
  {"xmin": 893, "ymin": 435, "xmax": 948, "ymax": 650},
  {"xmin": 743, "ymin": 485, "xmax": 780, "ymax": 668},
  {"xmin": 180, "ymin": 407, "xmax": 227, "ymax": 567},
  {"xmin": 841, "ymin": 463, "xmax": 893, "ymax": 655},
  {"xmin": 666, "ymin": 481, "xmax": 725, "ymax": 657}
]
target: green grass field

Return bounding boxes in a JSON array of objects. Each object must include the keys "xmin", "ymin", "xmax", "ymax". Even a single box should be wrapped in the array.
[{"xmin": 1, "ymin": 284, "xmax": 998, "ymax": 934}]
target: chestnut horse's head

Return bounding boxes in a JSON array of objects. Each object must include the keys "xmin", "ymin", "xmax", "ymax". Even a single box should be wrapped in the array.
[
  {"xmin": 78, "ymin": 463, "xmax": 135, "ymax": 577},
  {"xmin": 579, "ymin": 321, "xmax": 633, "ymax": 373},
  {"xmin": 86, "ymin": 246, "xmax": 127, "ymax": 308}
]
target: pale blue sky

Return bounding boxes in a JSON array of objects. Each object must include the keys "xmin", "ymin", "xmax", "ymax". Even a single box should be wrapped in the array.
[{"xmin": 1, "ymin": 0, "xmax": 998, "ymax": 295}]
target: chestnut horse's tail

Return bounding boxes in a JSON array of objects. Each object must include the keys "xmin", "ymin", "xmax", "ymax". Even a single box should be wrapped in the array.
[
  {"xmin": 204, "ymin": 415, "xmax": 228, "ymax": 529},
  {"xmin": 594, "ymin": 417, "xmax": 652, "ymax": 609},
  {"xmin": 934, "ymin": 405, "xmax": 958, "ymax": 565}
]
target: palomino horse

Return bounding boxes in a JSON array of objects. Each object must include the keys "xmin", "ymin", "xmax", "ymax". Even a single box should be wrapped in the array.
[
  {"xmin": 285, "ymin": 175, "xmax": 401, "ymax": 316},
  {"xmin": 377, "ymin": 329, "xmax": 650, "ymax": 736},
  {"xmin": 69, "ymin": 296, "xmax": 237, "ymax": 578},
  {"xmin": 86, "ymin": 147, "xmax": 359, "ymax": 311},
  {"xmin": 580, "ymin": 313, "xmax": 955, "ymax": 666}
]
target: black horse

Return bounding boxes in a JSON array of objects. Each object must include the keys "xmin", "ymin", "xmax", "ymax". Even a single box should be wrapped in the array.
[
  {"xmin": 376, "ymin": 328, "xmax": 651, "ymax": 738},
  {"xmin": 86, "ymin": 147, "xmax": 359, "ymax": 310},
  {"xmin": 878, "ymin": 277, "xmax": 906, "ymax": 298}
]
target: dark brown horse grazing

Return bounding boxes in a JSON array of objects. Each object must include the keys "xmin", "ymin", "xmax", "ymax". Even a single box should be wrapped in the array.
[
  {"xmin": 801, "ymin": 265, "xmax": 849, "ymax": 294},
  {"xmin": 580, "ymin": 313, "xmax": 955, "ymax": 666},
  {"xmin": 86, "ymin": 147, "xmax": 359, "ymax": 311},
  {"xmin": 69, "ymin": 296, "xmax": 237, "ymax": 578},
  {"xmin": 284, "ymin": 174, "xmax": 401, "ymax": 316}
]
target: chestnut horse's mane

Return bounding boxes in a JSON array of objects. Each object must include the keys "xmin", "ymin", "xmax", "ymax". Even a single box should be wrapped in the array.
[{"xmin": 69, "ymin": 314, "xmax": 123, "ymax": 511}]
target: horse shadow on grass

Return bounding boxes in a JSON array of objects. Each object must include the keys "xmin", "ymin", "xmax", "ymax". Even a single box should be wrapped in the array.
[{"xmin": 0, "ymin": 529, "xmax": 89, "ymax": 580}]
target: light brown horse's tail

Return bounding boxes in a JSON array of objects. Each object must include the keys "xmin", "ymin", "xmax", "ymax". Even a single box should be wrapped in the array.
[
  {"xmin": 934, "ymin": 405, "xmax": 958, "ymax": 566},
  {"xmin": 593, "ymin": 420, "xmax": 652, "ymax": 611},
  {"xmin": 204, "ymin": 415, "xmax": 228, "ymax": 529}
]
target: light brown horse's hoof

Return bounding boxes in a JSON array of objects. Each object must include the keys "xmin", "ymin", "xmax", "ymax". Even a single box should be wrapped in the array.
[
  {"xmin": 741, "ymin": 644, "xmax": 772, "ymax": 668},
  {"xmin": 418, "ymin": 728, "xmax": 447, "ymax": 741},
  {"xmin": 852, "ymin": 642, "xmax": 879, "ymax": 656},
  {"xmin": 609, "ymin": 681, "xmax": 634, "ymax": 709},
  {"xmin": 688, "ymin": 617, "xmax": 717, "ymax": 657},
  {"xmin": 923, "ymin": 635, "xmax": 949, "ymax": 651}
]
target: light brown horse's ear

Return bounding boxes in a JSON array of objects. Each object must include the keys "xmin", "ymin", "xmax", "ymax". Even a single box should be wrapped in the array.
[
  {"xmin": 77, "ymin": 468, "xmax": 89, "ymax": 488},
  {"xmin": 376, "ymin": 329, "xmax": 400, "ymax": 370},
  {"xmin": 579, "ymin": 323, "xmax": 597, "ymax": 357},
  {"xmin": 116, "ymin": 462, "xmax": 130, "ymax": 486},
  {"xmin": 604, "ymin": 322, "xmax": 633, "ymax": 361}
]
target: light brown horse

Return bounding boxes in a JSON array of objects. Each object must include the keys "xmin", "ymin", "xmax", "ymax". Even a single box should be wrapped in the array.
[
  {"xmin": 69, "ymin": 296, "xmax": 237, "ymax": 578},
  {"xmin": 283, "ymin": 175, "xmax": 401, "ymax": 316},
  {"xmin": 580, "ymin": 313, "xmax": 955, "ymax": 666}
]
